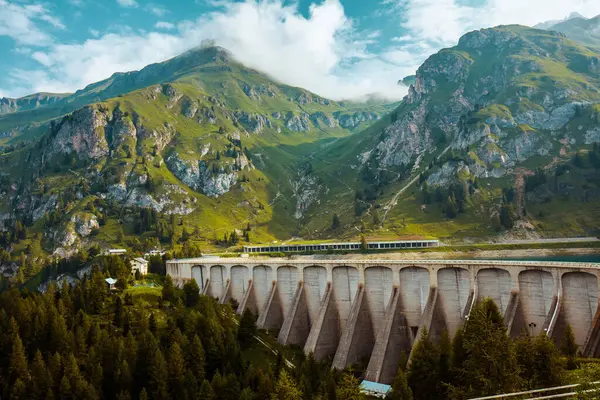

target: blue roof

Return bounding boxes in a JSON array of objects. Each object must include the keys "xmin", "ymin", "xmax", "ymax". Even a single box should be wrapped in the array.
[
  {"xmin": 105, "ymin": 278, "xmax": 117, "ymax": 285},
  {"xmin": 360, "ymin": 380, "xmax": 392, "ymax": 395}
]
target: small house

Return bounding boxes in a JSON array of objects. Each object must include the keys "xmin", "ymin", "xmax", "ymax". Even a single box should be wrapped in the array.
[
  {"xmin": 105, "ymin": 277, "xmax": 118, "ymax": 291},
  {"xmin": 131, "ymin": 257, "xmax": 149, "ymax": 276},
  {"xmin": 105, "ymin": 248, "xmax": 127, "ymax": 256},
  {"xmin": 360, "ymin": 381, "xmax": 391, "ymax": 399}
]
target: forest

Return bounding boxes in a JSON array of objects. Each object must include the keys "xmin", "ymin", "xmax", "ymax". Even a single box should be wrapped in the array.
[{"xmin": 1, "ymin": 256, "xmax": 600, "ymax": 400}]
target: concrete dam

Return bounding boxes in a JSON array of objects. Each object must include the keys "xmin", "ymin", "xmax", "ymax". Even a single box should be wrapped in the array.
[{"xmin": 167, "ymin": 257, "xmax": 600, "ymax": 384}]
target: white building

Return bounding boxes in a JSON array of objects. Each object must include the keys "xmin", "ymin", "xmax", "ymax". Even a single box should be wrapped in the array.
[
  {"xmin": 105, "ymin": 248, "xmax": 127, "ymax": 256},
  {"xmin": 131, "ymin": 257, "xmax": 149, "ymax": 276},
  {"xmin": 144, "ymin": 249, "xmax": 165, "ymax": 258}
]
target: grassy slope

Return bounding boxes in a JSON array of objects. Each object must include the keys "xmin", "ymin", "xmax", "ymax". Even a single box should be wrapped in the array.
[
  {"xmin": 0, "ymin": 51, "xmax": 396, "ymax": 256},
  {"xmin": 290, "ymin": 26, "xmax": 600, "ymax": 242}
]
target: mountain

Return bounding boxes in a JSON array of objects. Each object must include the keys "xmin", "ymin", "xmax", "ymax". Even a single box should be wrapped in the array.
[
  {"xmin": 534, "ymin": 12, "xmax": 585, "ymax": 30},
  {"xmin": 0, "ymin": 46, "xmax": 395, "ymax": 257},
  {"xmin": 294, "ymin": 25, "xmax": 600, "ymax": 239},
  {"xmin": 0, "ymin": 93, "xmax": 71, "ymax": 115},
  {"xmin": 1, "ymin": 46, "xmax": 389, "ymax": 143},
  {"xmin": 2, "ymin": 25, "xmax": 600, "ymax": 263},
  {"xmin": 545, "ymin": 15, "xmax": 600, "ymax": 50}
]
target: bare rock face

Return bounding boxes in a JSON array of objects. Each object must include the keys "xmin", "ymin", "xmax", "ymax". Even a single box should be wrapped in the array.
[
  {"xmin": 374, "ymin": 102, "xmax": 432, "ymax": 167},
  {"xmin": 334, "ymin": 111, "xmax": 379, "ymax": 129},
  {"xmin": 234, "ymin": 111, "xmax": 272, "ymax": 133},
  {"xmin": 47, "ymin": 106, "xmax": 110, "ymax": 161},
  {"xmin": 182, "ymin": 98, "xmax": 198, "ymax": 118},
  {"xmin": 286, "ymin": 113, "xmax": 311, "ymax": 132},
  {"xmin": 290, "ymin": 169, "xmax": 321, "ymax": 220},
  {"xmin": 310, "ymin": 112, "xmax": 338, "ymax": 128},
  {"xmin": 71, "ymin": 213, "xmax": 99, "ymax": 237},
  {"xmin": 165, "ymin": 152, "xmax": 250, "ymax": 197}
]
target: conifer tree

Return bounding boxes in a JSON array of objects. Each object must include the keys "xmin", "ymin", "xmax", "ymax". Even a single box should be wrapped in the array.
[
  {"xmin": 271, "ymin": 370, "xmax": 303, "ymax": 400},
  {"xmin": 407, "ymin": 328, "xmax": 440, "ymax": 400},
  {"xmin": 138, "ymin": 388, "xmax": 148, "ymax": 400},
  {"xmin": 331, "ymin": 214, "xmax": 341, "ymax": 230},
  {"xmin": 30, "ymin": 350, "xmax": 52, "ymax": 398},
  {"xmin": 161, "ymin": 275, "xmax": 176, "ymax": 303},
  {"xmin": 199, "ymin": 379, "xmax": 214, "ymax": 400},
  {"xmin": 9, "ymin": 329, "xmax": 30, "ymax": 386},
  {"xmin": 450, "ymin": 298, "xmax": 520, "ymax": 398},
  {"xmin": 147, "ymin": 347, "xmax": 168, "ymax": 400},
  {"xmin": 439, "ymin": 329, "xmax": 452, "ymax": 386},
  {"xmin": 167, "ymin": 343, "xmax": 186, "ymax": 399},
  {"xmin": 183, "ymin": 279, "xmax": 200, "ymax": 307},
  {"xmin": 532, "ymin": 333, "xmax": 562, "ymax": 388},
  {"xmin": 561, "ymin": 323, "xmax": 578, "ymax": 370},
  {"xmin": 187, "ymin": 335, "xmax": 206, "ymax": 382},
  {"xmin": 390, "ymin": 365, "xmax": 413, "ymax": 400},
  {"xmin": 238, "ymin": 309, "xmax": 257, "ymax": 349}
]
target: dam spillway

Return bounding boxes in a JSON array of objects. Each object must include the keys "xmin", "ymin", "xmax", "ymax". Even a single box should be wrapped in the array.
[{"xmin": 167, "ymin": 257, "xmax": 600, "ymax": 384}]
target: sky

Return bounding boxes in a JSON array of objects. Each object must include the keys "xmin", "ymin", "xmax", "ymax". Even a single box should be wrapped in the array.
[{"xmin": 1, "ymin": 0, "xmax": 600, "ymax": 101}]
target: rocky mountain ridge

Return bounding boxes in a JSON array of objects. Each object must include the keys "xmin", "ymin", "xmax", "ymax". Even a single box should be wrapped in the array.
[{"xmin": 0, "ymin": 46, "xmax": 394, "ymax": 255}]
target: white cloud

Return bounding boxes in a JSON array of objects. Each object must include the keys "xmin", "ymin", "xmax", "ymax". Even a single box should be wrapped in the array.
[
  {"xmin": 0, "ymin": 0, "xmax": 65, "ymax": 45},
  {"xmin": 4, "ymin": 0, "xmax": 408, "ymax": 101},
  {"xmin": 116, "ymin": 0, "xmax": 138, "ymax": 8},
  {"xmin": 147, "ymin": 4, "xmax": 168, "ymax": 17},
  {"xmin": 154, "ymin": 21, "xmax": 175, "ymax": 30},
  {"xmin": 89, "ymin": 29, "xmax": 100, "ymax": 37},
  {"xmin": 395, "ymin": 0, "xmax": 600, "ymax": 48}
]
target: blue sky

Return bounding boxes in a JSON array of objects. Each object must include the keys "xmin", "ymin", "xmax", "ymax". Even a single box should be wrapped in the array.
[{"xmin": 1, "ymin": 0, "xmax": 600, "ymax": 100}]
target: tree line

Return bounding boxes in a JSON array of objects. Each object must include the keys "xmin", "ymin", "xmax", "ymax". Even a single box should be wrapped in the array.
[
  {"xmin": 0, "ymin": 269, "xmax": 367, "ymax": 400},
  {"xmin": 391, "ymin": 298, "xmax": 581, "ymax": 400}
]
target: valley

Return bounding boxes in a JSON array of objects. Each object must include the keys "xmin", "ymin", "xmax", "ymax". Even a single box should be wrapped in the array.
[{"xmin": 0, "ymin": 25, "xmax": 599, "ymax": 288}]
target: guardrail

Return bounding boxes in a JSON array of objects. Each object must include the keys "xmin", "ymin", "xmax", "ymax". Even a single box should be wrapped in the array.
[
  {"xmin": 167, "ymin": 258, "xmax": 600, "ymax": 270},
  {"xmin": 468, "ymin": 381, "xmax": 600, "ymax": 400}
]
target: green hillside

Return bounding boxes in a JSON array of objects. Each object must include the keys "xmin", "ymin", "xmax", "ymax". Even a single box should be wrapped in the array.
[
  {"xmin": 293, "ymin": 25, "xmax": 600, "ymax": 240},
  {"xmin": 546, "ymin": 15, "xmax": 600, "ymax": 50},
  {"xmin": 1, "ymin": 26, "xmax": 600, "ymax": 269},
  {"xmin": 0, "ymin": 46, "xmax": 395, "ymax": 261}
]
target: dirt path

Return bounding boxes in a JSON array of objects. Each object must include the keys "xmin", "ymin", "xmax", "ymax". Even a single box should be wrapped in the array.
[{"xmin": 381, "ymin": 174, "xmax": 421, "ymax": 224}]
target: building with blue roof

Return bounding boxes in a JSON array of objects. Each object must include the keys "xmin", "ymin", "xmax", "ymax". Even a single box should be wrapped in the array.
[{"xmin": 360, "ymin": 380, "xmax": 391, "ymax": 398}]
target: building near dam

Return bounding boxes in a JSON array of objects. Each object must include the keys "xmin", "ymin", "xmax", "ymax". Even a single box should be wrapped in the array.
[
  {"xmin": 242, "ymin": 240, "xmax": 439, "ymax": 253},
  {"xmin": 167, "ymin": 257, "xmax": 600, "ymax": 384}
]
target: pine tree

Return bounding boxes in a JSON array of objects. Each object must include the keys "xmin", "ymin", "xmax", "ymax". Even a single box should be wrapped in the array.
[
  {"xmin": 360, "ymin": 235, "xmax": 369, "ymax": 252},
  {"xmin": 515, "ymin": 334, "xmax": 536, "ymax": 389},
  {"xmin": 331, "ymin": 214, "xmax": 341, "ymax": 230},
  {"xmin": 161, "ymin": 275, "xmax": 176, "ymax": 303},
  {"xmin": 183, "ymin": 279, "xmax": 200, "ymax": 307},
  {"xmin": 9, "ymin": 329, "xmax": 30, "ymax": 385},
  {"xmin": 532, "ymin": 333, "xmax": 563, "ymax": 388},
  {"xmin": 167, "ymin": 343, "xmax": 186, "ymax": 399},
  {"xmin": 407, "ymin": 328, "xmax": 440, "ymax": 400},
  {"xmin": 271, "ymin": 370, "xmax": 303, "ymax": 400},
  {"xmin": 561, "ymin": 323, "xmax": 578, "ymax": 370},
  {"xmin": 238, "ymin": 309, "xmax": 257, "ymax": 349},
  {"xmin": 439, "ymin": 329, "xmax": 452, "ymax": 386},
  {"xmin": 30, "ymin": 350, "xmax": 52, "ymax": 398},
  {"xmin": 138, "ymin": 388, "xmax": 148, "ymax": 400},
  {"xmin": 147, "ymin": 347, "xmax": 168, "ymax": 400},
  {"xmin": 199, "ymin": 379, "xmax": 214, "ymax": 400},
  {"xmin": 390, "ymin": 366, "xmax": 413, "ymax": 400},
  {"xmin": 449, "ymin": 298, "xmax": 520, "ymax": 398},
  {"xmin": 187, "ymin": 335, "xmax": 206, "ymax": 382},
  {"xmin": 335, "ymin": 373, "xmax": 363, "ymax": 400},
  {"xmin": 114, "ymin": 296, "xmax": 124, "ymax": 328}
]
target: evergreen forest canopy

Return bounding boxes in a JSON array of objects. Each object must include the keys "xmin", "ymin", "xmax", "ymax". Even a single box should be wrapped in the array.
[{"xmin": 1, "ymin": 255, "xmax": 600, "ymax": 400}]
